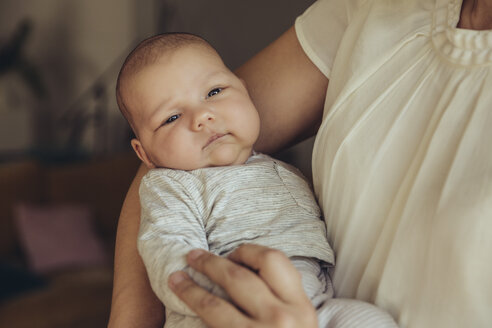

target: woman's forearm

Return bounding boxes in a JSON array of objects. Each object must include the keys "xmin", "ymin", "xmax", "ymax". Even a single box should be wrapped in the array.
[
  {"xmin": 235, "ymin": 26, "xmax": 328, "ymax": 154},
  {"xmin": 108, "ymin": 163, "xmax": 165, "ymax": 328}
]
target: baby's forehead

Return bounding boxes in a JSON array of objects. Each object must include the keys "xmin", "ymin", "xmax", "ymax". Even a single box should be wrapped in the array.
[
  {"xmin": 158, "ymin": 42, "xmax": 218, "ymax": 62},
  {"xmin": 123, "ymin": 42, "xmax": 224, "ymax": 100}
]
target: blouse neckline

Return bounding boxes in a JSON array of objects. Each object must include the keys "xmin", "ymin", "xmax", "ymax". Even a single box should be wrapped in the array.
[{"xmin": 432, "ymin": 0, "xmax": 492, "ymax": 66}]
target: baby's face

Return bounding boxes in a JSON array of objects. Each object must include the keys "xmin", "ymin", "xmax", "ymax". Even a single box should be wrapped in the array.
[{"xmin": 125, "ymin": 44, "xmax": 260, "ymax": 170}]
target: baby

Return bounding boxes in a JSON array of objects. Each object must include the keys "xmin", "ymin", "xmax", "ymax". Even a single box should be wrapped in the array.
[{"xmin": 116, "ymin": 33, "xmax": 396, "ymax": 328}]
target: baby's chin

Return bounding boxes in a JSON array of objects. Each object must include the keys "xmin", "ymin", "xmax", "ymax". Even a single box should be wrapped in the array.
[
  {"xmin": 153, "ymin": 147, "xmax": 253, "ymax": 170},
  {"xmin": 208, "ymin": 147, "xmax": 253, "ymax": 168}
]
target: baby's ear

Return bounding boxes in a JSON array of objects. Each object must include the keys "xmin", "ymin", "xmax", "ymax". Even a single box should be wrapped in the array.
[{"xmin": 131, "ymin": 139, "xmax": 155, "ymax": 169}]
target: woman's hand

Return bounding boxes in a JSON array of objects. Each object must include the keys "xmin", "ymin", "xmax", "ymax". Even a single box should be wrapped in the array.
[{"xmin": 168, "ymin": 244, "xmax": 318, "ymax": 328}]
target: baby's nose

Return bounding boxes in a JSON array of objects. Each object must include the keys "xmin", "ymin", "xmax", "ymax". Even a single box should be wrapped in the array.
[{"xmin": 191, "ymin": 107, "xmax": 215, "ymax": 130}]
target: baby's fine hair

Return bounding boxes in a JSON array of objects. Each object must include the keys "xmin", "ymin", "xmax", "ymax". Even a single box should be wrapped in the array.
[{"xmin": 116, "ymin": 32, "xmax": 213, "ymax": 134}]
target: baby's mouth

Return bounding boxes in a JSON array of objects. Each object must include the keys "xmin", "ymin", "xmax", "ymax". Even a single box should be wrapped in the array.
[{"xmin": 204, "ymin": 133, "xmax": 227, "ymax": 149}]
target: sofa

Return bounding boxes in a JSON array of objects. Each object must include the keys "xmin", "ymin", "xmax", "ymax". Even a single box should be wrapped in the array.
[{"xmin": 0, "ymin": 152, "xmax": 141, "ymax": 328}]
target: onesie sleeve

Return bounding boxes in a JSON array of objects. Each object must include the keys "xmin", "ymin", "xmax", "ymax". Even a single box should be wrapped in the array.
[
  {"xmin": 137, "ymin": 170, "xmax": 210, "ymax": 316},
  {"xmin": 295, "ymin": 0, "xmax": 357, "ymax": 78}
]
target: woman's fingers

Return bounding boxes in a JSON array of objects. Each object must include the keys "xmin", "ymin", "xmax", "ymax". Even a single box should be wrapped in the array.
[
  {"xmin": 170, "ymin": 247, "xmax": 318, "ymax": 328},
  {"xmin": 228, "ymin": 244, "xmax": 308, "ymax": 304},
  {"xmin": 183, "ymin": 249, "xmax": 281, "ymax": 319},
  {"xmin": 168, "ymin": 271, "xmax": 253, "ymax": 328}
]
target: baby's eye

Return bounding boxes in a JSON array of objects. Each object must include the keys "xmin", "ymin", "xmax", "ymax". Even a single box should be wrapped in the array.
[
  {"xmin": 207, "ymin": 88, "xmax": 222, "ymax": 98},
  {"xmin": 165, "ymin": 114, "xmax": 180, "ymax": 124}
]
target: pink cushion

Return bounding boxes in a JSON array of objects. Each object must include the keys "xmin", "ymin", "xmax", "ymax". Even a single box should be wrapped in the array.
[{"xmin": 14, "ymin": 203, "xmax": 108, "ymax": 274}]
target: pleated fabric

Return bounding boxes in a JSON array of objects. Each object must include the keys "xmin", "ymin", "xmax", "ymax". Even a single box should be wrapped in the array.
[{"xmin": 296, "ymin": 0, "xmax": 492, "ymax": 327}]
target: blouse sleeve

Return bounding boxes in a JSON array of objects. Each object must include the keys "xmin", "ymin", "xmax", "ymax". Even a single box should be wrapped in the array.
[{"xmin": 295, "ymin": 0, "xmax": 357, "ymax": 79}]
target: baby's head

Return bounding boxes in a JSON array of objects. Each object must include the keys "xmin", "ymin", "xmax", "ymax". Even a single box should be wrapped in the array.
[{"xmin": 116, "ymin": 33, "xmax": 260, "ymax": 170}]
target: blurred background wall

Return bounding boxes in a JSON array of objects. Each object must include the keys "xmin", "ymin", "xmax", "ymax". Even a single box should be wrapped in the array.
[
  {"xmin": 0, "ymin": 0, "xmax": 315, "ymax": 163},
  {"xmin": 0, "ymin": 1, "xmax": 316, "ymax": 327},
  {"xmin": 0, "ymin": 0, "xmax": 153, "ymax": 160}
]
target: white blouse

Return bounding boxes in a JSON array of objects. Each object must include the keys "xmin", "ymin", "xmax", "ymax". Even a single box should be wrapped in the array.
[{"xmin": 296, "ymin": 0, "xmax": 492, "ymax": 327}]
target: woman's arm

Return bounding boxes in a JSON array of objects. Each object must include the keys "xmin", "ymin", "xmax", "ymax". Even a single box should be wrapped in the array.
[
  {"xmin": 108, "ymin": 163, "xmax": 165, "ymax": 328},
  {"xmin": 236, "ymin": 26, "xmax": 328, "ymax": 154}
]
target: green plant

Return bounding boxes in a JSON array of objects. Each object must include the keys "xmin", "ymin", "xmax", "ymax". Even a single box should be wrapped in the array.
[{"xmin": 0, "ymin": 19, "xmax": 46, "ymax": 99}]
